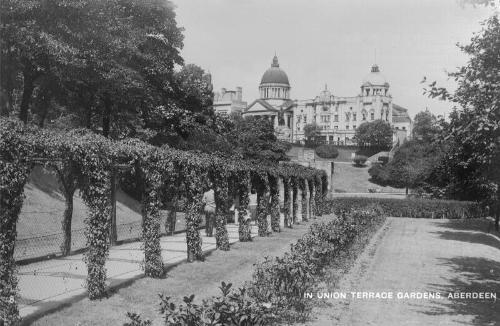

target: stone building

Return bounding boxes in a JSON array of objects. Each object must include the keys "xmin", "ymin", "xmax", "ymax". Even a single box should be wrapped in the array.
[
  {"xmin": 213, "ymin": 87, "xmax": 247, "ymax": 115},
  {"xmin": 242, "ymin": 55, "xmax": 412, "ymax": 145}
]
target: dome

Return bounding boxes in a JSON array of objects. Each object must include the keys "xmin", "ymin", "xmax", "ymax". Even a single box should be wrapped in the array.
[
  {"xmin": 260, "ymin": 55, "xmax": 290, "ymax": 86},
  {"xmin": 362, "ymin": 64, "xmax": 389, "ymax": 87}
]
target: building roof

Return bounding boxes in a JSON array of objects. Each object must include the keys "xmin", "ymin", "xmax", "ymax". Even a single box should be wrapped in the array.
[
  {"xmin": 260, "ymin": 55, "xmax": 290, "ymax": 86},
  {"xmin": 362, "ymin": 64, "xmax": 389, "ymax": 87},
  {"xmin": 392, "ymin": 103, "xmax": 412, "ymax": 123}
]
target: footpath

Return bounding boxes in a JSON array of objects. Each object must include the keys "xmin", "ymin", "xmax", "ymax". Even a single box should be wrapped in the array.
[{"xmin": 18, "ymin": 224, "xmax": 257, "ymax": 319}]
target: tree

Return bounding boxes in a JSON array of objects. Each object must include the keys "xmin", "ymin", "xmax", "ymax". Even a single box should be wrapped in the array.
[
  {"xmin": 425, "ymin": 14, "xmax": 500, "ymax": 229},
  {"xmin": 230, "ymin": 115, "xmax": 290, "ymax": 163},
  {"xmin": 303, "ymin": 123, "xmax": 322, "ymax": 147},
  {"xmin": 355, "ymin": 120, "xmax": 392, "ymax": 148},
  {"xmin": 412, "ymin": 110, "xmax": 440, "ymax": 142},
  {"xmin": 368, "ymin": 140, "xmax": 443, "ymax": 195}
]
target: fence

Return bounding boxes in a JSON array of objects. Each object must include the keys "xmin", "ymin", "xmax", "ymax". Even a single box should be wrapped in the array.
[{"xmin": 15, "ymin": 204, "xmax": 259, "ymax": 263}]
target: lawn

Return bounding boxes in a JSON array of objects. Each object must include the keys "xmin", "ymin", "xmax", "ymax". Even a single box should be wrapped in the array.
[
  {"xmin": 331, "ymin": 162, "xmax": 402, "ymax": 194},
  {"xmin": 24, "ymin": 216, "xmax": 333, "ymax": 326}
]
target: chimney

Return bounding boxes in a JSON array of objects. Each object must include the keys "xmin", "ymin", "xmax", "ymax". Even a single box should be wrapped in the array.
[{"xmin": 236, "ymin": 87, "xmax": 242, "ymax": 101}]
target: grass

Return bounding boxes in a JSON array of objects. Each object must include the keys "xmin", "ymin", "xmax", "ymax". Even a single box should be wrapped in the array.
[
  {"xmin": 25, "ymin": 216, "xmax": 333, "ymax": 326},
  {"xmin": 331, "ymin": 163, "xmax": 402, "ymax": 194}
]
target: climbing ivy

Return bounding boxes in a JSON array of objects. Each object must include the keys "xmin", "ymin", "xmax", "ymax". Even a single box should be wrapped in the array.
[
  {"xmin": 211, "ymin": 168, "xmax": 230, "ymax": 251},
  {"xmin": 237, "ymin": 171, "xmax": 252, "ymax": 241},
  {"xmin": 269, "ymin": 175, "xmax": 281, "ymax": 232}
]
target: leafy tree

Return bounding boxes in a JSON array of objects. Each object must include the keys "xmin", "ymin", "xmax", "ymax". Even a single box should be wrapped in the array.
[
  {"xmin": 230, "ymin": 115, "xmax": 290, "ymax": 163},
  {"xmin": 354, "ymin": 120, "xmax": 392, "ymax": 148},
  {"xmin": 303, "ymin": 123, "xmax": 322, "ymax": 147},
  {"xmin": 412, "ymin": 110, "xmax": 440, "ymax": 142},
  {"xmin": 425, "ymin": 14, "xmax": 500, "ymax": 229},
  {"xmin": 315, "ymin": 144, "xmax": 339, "ymax": 159}
]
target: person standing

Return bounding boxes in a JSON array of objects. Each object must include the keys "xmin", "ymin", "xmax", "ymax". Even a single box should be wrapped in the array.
[{"xmin": 202, "ymin": 189, "xmax": 215, "ymax": 237}]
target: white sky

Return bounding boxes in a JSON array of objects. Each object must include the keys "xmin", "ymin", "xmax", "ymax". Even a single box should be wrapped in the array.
[{"xmin": 173, "ymin": 0, "xmax": 494, "ymax": 119}]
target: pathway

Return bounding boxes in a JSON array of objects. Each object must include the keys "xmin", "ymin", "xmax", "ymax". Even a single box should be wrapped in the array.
[
  {"xmin": 315, "ymin": 218, "xmax": 500, "ymax": 325},
  {"xmin": 17, "ymin": 224, "xmax": 257, "ymax": 319}
]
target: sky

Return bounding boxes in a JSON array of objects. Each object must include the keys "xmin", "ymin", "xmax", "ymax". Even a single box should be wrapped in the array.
[{"xmin": 173, "ymin": 0, "xmax": 495, "ymax": 119}]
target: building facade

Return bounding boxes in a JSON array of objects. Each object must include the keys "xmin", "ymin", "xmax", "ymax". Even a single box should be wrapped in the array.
[
  {"xmin": 242, "ymin": 55, "xmax": 412, "ymax": 145},
  {"xmin": 213, "ymin": 87, "xmax": 247, "ymax": 115}
]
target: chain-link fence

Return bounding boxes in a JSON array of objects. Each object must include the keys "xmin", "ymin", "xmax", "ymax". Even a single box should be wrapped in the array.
[{"xmin": 15, "ymin": 205, "xmax": 259, "ymax": 263}]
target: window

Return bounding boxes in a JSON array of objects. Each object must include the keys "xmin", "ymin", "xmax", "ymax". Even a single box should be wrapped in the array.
[
  {"xmin": 334, "ymin": 115, "xmax": 338, "ymax": 122},
  {"xmin": 334, "ymin": 125, "xmax": 338, "ymax": 129},
  {"xmin": 353, "ymin": 113, "xmax": 357, "ymax": 121},
  {"xmin": 346, "ymin": 125, "xmax": 349, "ymax": 130},
  {"xmin": 353, "ymin": 125, "xmax": 356, "ymax": 129},
  {"xmin": 304, "ymin": 115, "xmax": 307, "ymax": 123},
  {"xmin": 395, "ymin": 127, "xmax": 399, "ymax": 130},
  {"xmin": 362, "ymin": 114, "xmax": 366, "ymax": 121},
  {"xmin": 370, "ymin": 112, "xmax": 374, "ymax": 120},
  {"xmin": 320, "ymin": 115, "xmax": 330, "ymax": 123},
  {"xmin": 402, "ymin": 126, "xmax": 406, "ymax": 130}
]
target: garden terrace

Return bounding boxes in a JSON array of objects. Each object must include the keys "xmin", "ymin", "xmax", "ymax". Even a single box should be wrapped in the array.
[{"xmin": 0, "ymin": 118, "xmax": 327, "ymax": 324}]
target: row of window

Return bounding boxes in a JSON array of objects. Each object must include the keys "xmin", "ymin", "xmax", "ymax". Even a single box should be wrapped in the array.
[{"xmin": 319, "ymin": 112, "xmax": 374, "ymax": 123}]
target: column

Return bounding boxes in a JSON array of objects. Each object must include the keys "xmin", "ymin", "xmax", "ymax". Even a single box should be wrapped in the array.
[{"xmin": 296, "ymin": 187, "xmax": 303, "ymax": 223}]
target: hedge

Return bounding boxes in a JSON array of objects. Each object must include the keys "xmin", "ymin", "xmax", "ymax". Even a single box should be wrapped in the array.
[
  {"xmin": 125, "ymin": 205, "xmax": 386, "ymax": 325},
  {"xmin": 323, "ymin": 197, "xmax": 484, "ymax": 219}
]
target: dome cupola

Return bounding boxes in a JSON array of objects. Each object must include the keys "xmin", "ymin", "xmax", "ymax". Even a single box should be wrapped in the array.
[
  {"xmin": 361, "ymin": 64, "xmax": 390, "ymax": 97},
  {"xmin": 259, "ymin": 55, "xmax": 291, "ymax": 100}
]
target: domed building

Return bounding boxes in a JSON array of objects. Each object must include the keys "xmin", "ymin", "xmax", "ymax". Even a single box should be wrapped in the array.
[
  {"xmin": 241, "ymin": 56, "xmax": 412, "ymax": 144},
  {"xmin": 242, "ymin": 55, "xmax": 295, "ymax": 141}
]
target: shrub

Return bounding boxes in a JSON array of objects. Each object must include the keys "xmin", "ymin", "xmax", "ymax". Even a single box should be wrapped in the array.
[
  {"xmin": 323, "ymin": 197, "xmax": 484, "ymax": 219},
  {"xmin": 352, "ymin": 155, "xmax": 368, "ymax": 167},
  {"xmin": 368, "ymin": 163, "xmax": 390, "ymax": 185},
  {"xmin": 125, "ymin": 205, "xmax": 386, "ymax": 325},
  {"xmin": 315, "ymin": 144, "xmax": 339, "ymax": 159}
]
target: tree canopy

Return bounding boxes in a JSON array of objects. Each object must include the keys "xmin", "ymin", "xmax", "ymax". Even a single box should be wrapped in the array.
[{"xmin": 354, "ymin": 120, "xmax": 393, "ymax": 148}]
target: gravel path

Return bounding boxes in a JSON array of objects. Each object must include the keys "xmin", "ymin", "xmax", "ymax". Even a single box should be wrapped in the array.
[{"xmin": 310, "ymin": 218, "xmax": 500, "ymax": 326}]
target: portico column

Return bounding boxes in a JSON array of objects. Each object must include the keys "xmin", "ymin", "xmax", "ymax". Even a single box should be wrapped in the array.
[
  {"xmin": 278, "ymin": 177, "xmax": 285, "ymax": 229},
  {"xmin": 305, "ymin": 180, "xmax": 311, "ymax": 221}
]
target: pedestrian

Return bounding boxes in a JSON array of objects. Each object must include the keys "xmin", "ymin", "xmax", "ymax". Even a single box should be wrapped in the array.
[{"xmin": 202, "ymin": 189, "xmax": 215, "ymax": 237}]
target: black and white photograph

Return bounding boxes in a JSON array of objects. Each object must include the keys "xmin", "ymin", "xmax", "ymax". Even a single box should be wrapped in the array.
[{"xmin": 1, "ymin": 0, "xmax": 499, "ymax": 325}]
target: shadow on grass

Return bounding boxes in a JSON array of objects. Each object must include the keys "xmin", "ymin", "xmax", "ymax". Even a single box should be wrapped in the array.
[{"xmin": 420, "ymin": 256, "xmax": 500, "ymax": 325}]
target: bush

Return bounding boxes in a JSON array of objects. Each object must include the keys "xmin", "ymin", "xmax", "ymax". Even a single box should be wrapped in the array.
[
  {"xmin": 125, "ymin": 205, "xmax": 386, "ymax": 325},
  {"xmin": 315, "ymin": 144, "xmax": 339, "ymax": 159},
  {"xmin": 323, "ymin": 197, "xmax": 484, "ymax": 219},
  {"xmin": 368, "ymin": 163, "xmax": 390, "ymax": 185},
  {"xmin": 352, "ymin": 155, "xmax": 368, "ymax": 167}
]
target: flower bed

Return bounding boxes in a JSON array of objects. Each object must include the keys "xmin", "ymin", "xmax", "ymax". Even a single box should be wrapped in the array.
[
  {"xmin": 125, "ymin": 205, "xmax": 386, "ymax": 325},
  {"xmin": 323, "ymin": 197, "xmax": 484, "ymax": 219}
]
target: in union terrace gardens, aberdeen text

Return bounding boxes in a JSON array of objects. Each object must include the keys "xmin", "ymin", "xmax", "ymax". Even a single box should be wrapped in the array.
[{"xmin": 305, "ymin": 291, "xmax": 498, "ymax": 300}]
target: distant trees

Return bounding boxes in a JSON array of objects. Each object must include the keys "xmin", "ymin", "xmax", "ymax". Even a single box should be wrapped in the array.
[
  {"xmin": 412, "ymin": 110, "xmax": 440, "ymax": 142},
  {"xmin": 303, "ymin": 123, "xmax": 322, "ymax": 147},
  {"xmin": 369, "ymin": 140, "xmax": 443, "ymax": 195},
  {"xmin": 355, "ymin": 120, "xmax": 392, "ymax": 149}
]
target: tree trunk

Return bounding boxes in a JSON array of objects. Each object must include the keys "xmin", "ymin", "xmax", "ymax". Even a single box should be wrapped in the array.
[
  {"xmin": 109, "ymin": 170, "xmax": 117, "ymax": 245},
  {"xmin": 19, "ymin": 69, "xmax": 36, "ymax": 124},
  {"xmin": 85, "ymin": 104, "xmax": 93, "ymax": 129},
  {"xmin": 405, "ymin": 186, "xmax": 409, "ymax": 196},
  {"xmin": 61, "ymin": 189, "xmax": 75, "ymax": 256}
]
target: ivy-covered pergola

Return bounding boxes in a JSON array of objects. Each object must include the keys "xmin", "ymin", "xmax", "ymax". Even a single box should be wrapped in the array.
[{"xmin": 0, "ymin": 119, "xmax": 328, "ymax": 324}]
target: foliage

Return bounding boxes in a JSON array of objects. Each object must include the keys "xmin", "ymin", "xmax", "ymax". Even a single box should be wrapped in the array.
[
  {"xmin": 301, "ymin": 179, "xmax": 309, "ymax": 221},
  {"xmin": 268, "ymin": 175, "xmax": 281, "ymax": 232},
  {"xmin": 412, "ymin": 110, "xmax": 440, "ymax": 142},
  {"xmin": 378, "ymin": 155, "xmax": 389, "ymax": 165},
  {"xmin": 237, "ymin": 171, "xmax": 252, "ymax": 242},
  {"xmin": 352, "ymin": 154, "xmax": 368, "ymax": 167},
  {"xmin": 230, "ymin": 115, "xmax": 290, "ymax": 163},
  {"xmin": 0, "ymin": 119, "xmax": 34, "ymax": 325},
  {"xmin": 254, "ymin": 172, "xmax": 270, "ymax": 237},
  {"xmin": 323, "ymin": 197, "xmax": 483, "ymax": 219},
  {"xmin": 354, "ymin": 120, "xmax": 393, "ymax": 148},
  {"xmin": 211, "ymin": 169, "xmax": 230, "ymax": 251},
  {"xmin": 314, "ymin": 144, "xmax": 339, "ymax": 159},
  {"xmin": 424, "ymin": 15, "xmax": 500, "ymax": 228},
  {"xmin": 303, "ymin": 123, "xmax": 322, "ymax": 147},
  {"xmin": 125, "ymin": 206, "xmax": 385, "ymax": 325},
  {"xmin": 249, "ymin": 206, "xmax": 385, "ymax": 323}
]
